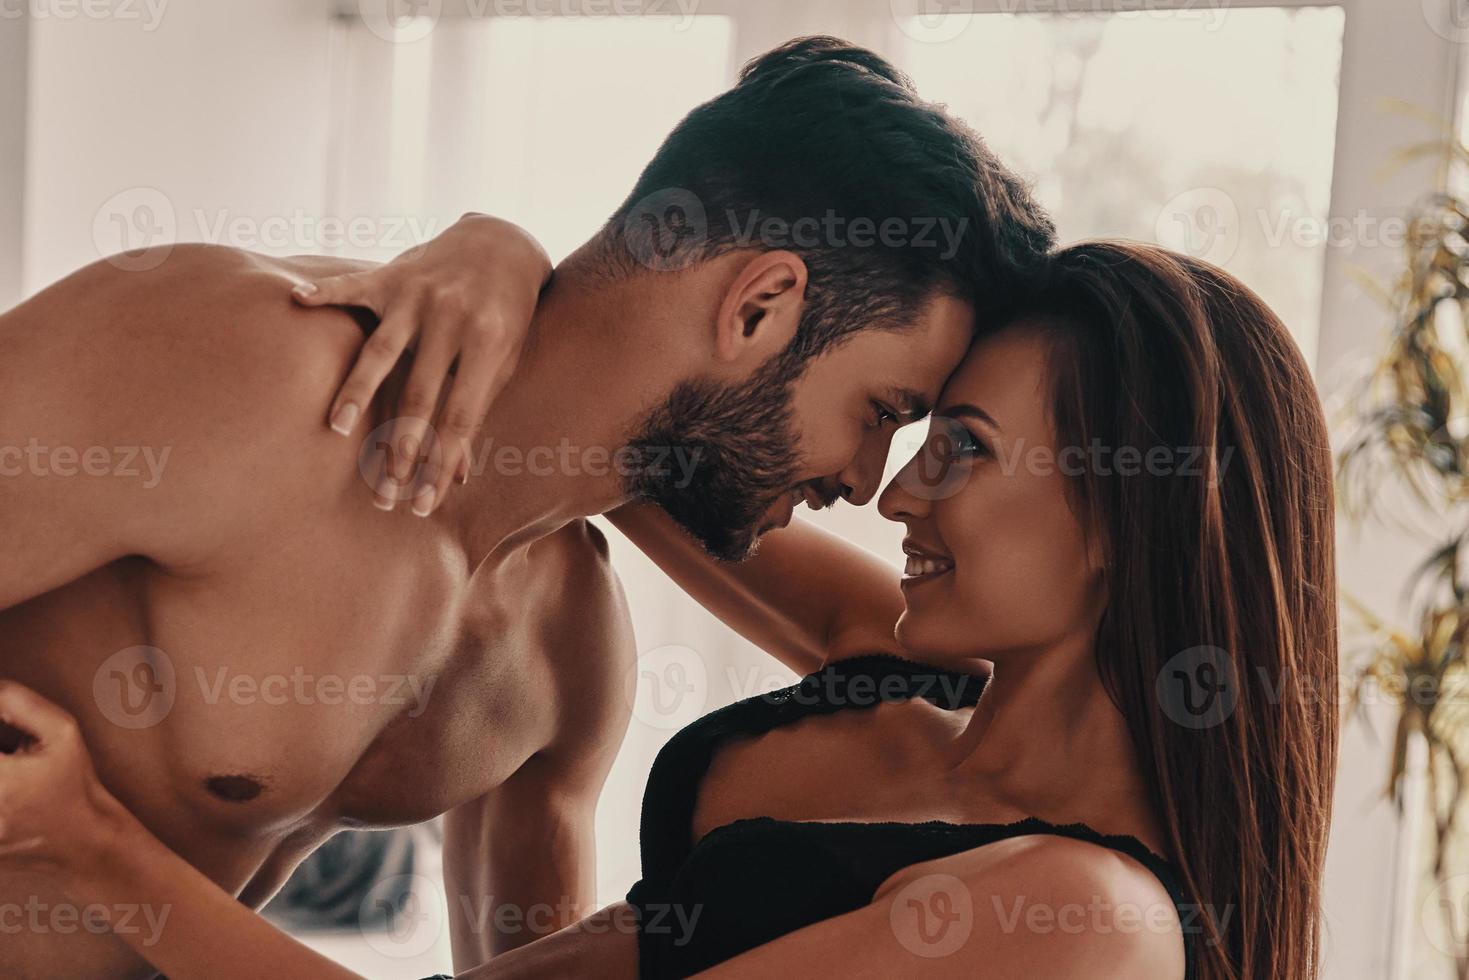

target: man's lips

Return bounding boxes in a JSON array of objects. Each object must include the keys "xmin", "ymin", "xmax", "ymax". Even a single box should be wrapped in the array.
[
  {"xmin": 798, "ymin": 482, "xmax": 839, "ymax": 511},
  {"xmin": 901, "ymin": 539, "xmax": 954, "ymax": 581},
  {"xmin": 759, "ymin": 483, "xmax": 840, "ymax": 535}
]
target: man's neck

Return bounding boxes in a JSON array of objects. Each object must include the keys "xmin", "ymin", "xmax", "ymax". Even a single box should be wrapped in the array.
[{"xmin": 431, "ymin": 262, "xmax": 660, "ymax": 566}]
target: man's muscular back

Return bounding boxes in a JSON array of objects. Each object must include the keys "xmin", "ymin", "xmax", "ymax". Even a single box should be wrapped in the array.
[{"xmin": 0, "ymin": 246, "xmax": 635, "ymax": 978}]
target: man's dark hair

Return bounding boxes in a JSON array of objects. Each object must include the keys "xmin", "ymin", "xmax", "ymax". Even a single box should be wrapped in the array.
[{"xmin": 598, "ymin": 35, "xmax": 1056, "ymax": 362}]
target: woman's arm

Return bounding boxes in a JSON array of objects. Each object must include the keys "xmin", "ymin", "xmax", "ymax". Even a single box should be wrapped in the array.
[
  {"xmin": 290, "ymin": 213, "xmax": 907, "ymax": 671},
  {"xmin": 70, "ymin": 815, "xmax": 365, "ymax": 980},
  {"xmin": 454, "ymin": 902, "xmax": 639, "ymax": 980},
  {"xmin": 0, "ymin": 682, "xmax": 363, "ymax": 980},
  {"xmin": 293, "ymin": 212, "xmax": 553, "ymax": 516},
  {"xmin": 0, "ymin": 680, "xmax": 639, "ymax": 980},
  {"xmin": 685, "ymin": 837, "xmax": 1184, "ymax": 980},
  {"xmin": 606, "ymin": 504, "xmax": 905, "ymax": 676}
]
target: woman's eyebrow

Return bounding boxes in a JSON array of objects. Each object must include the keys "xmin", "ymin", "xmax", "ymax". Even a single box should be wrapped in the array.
[{"xmin": 938, "ymin": 403, "xmax": 1002, "ymax": 430}]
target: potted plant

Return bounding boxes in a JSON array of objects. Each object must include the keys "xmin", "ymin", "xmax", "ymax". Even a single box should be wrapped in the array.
[{"xmin": 1338, "ymin": 134, "xmax": 1469, "ymax": 978}]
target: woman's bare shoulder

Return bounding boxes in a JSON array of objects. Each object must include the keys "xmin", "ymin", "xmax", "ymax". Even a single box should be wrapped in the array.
[{"xmin": 873, "ymin": 831, "xmax": 1188, "ymax": 980}]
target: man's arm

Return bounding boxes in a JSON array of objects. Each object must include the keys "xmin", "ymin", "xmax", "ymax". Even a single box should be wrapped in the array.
[
  {"xmin": 607, "ymin": 503, "xmax": 905, "ymax": 676},
  {"xmin": 445, "ymin": 521, "xmax": 635, "ymax": 969},
  {"xmin": 443, "ymin": 752, "xmax": 611, "ymax": 967}
]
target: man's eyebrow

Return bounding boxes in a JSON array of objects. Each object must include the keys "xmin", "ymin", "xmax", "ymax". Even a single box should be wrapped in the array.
[
  {"xmin": 886, "ymin": 387, "xmax": 933, "ymax": 421},
  {"xmin": 938, "ymin": 403, "xmax": 1002, "ymax": 430}
]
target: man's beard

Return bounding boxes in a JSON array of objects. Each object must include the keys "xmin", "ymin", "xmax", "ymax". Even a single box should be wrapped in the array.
[{"xmin": 622, "ymin": 352, "xmax": 805, "ymax": 562}]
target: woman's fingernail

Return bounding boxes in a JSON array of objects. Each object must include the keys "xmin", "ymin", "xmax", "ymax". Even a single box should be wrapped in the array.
[
  {"xmin": 412, "ymin": 484, "xmax": 436, "ymax": 517},
  {"xmin": 293, "ymin": 282, "xmax": 318, "ymax": 298},
  {"xmin": 374, "ymin": 476, "xmax": 397, "ymax": 511},
  {"xmin": 330, "ymin": 402, "xmax": 360, "ymax": 436}
]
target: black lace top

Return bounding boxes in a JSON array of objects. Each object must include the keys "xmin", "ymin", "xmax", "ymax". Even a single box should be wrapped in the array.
[{"xmin": 623, "ymin": 653, "xmax": 1198, "ymax": 979}]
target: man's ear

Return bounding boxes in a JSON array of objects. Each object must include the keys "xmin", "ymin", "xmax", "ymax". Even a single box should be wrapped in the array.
[{"xmin": 712, "ymin": 250, "xmax": 808, "ymax": 366}]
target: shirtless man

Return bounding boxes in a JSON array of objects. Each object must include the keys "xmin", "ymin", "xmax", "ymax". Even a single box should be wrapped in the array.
[{"xmin": 0, "ymin": 37, "xmax": 1052, "ymax": 979}]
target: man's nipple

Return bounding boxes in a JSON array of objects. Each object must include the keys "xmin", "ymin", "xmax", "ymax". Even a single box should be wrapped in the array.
[{"xmin": 204, "ymin": 774, "xmax": 266, "ymax": 802}]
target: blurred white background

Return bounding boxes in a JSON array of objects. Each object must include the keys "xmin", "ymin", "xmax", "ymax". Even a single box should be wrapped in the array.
[{"xmin": 1, "ymin": 1, "xmax": 1463, "ymax": 976}]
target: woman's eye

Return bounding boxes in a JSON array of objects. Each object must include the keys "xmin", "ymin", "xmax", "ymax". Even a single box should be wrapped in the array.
[{"xmin": 930, "ymin": 419, "xmax": 988, "ymax": 459}]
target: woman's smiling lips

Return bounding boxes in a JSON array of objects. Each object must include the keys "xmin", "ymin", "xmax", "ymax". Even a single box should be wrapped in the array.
[{"xmin": 901, "ymin": 538, "xmax": 954, "ymax": 585}]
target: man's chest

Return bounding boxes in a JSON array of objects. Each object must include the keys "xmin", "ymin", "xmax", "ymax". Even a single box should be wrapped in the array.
[{"xmin": 2, "ymin": 521, "xmax": 605, "ymax": 869}]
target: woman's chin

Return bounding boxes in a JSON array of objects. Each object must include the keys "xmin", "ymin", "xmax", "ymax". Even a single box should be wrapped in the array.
[{"xmin": 893, "ymin": 609, "xmax": 948, "ymax": 659}]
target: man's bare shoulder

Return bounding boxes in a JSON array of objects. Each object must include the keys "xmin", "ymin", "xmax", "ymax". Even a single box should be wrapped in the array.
[
  {"xmin": 8, "ymin": 244, "xmax": 374, "ymax": 407},
  {"xmin": 46, "ymin": 245, "xmax": 366, "ymax": 389},
  {"xmin": 0, "ymin": 245, "xmax": 382, "ymax": 564}
]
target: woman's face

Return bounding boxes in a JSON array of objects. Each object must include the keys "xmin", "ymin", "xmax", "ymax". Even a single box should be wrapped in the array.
[{"xmin": 877, "ymin": 318, "xmax": 1107, "ymax": 661}]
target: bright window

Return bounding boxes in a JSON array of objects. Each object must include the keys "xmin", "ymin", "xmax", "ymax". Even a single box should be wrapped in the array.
[{"xmin": 893, "ymin": 7, "xmax": 1345, "ymax": 365}]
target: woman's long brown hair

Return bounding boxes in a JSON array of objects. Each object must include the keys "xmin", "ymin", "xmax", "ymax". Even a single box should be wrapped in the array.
[{"xmin": 1018, "ymin": 241, "xmax": 1338, "ymax": 980}]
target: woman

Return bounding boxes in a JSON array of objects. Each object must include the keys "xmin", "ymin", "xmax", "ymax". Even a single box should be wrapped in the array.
[{"xmin": 0, "ymin": 240, "xmax": 1336, "ymax": 979}]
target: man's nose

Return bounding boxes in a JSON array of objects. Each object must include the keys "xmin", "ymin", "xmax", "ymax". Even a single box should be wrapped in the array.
[
  {"xmin": 836, "ymin": 432, "xmax": 896, "ymax": 507},
  {"xmin": 836, "ymin": 465, "xmax": 883, "ymax": 507},
  {"xmin": 834, "ymin": 479, "xmax": 869, "ymax": 507}
]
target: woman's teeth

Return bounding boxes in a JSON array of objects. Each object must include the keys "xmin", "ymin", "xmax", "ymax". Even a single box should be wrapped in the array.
[{"xmin": 903, "ymin": 556, "xmax": 953, "ymax": 578}]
